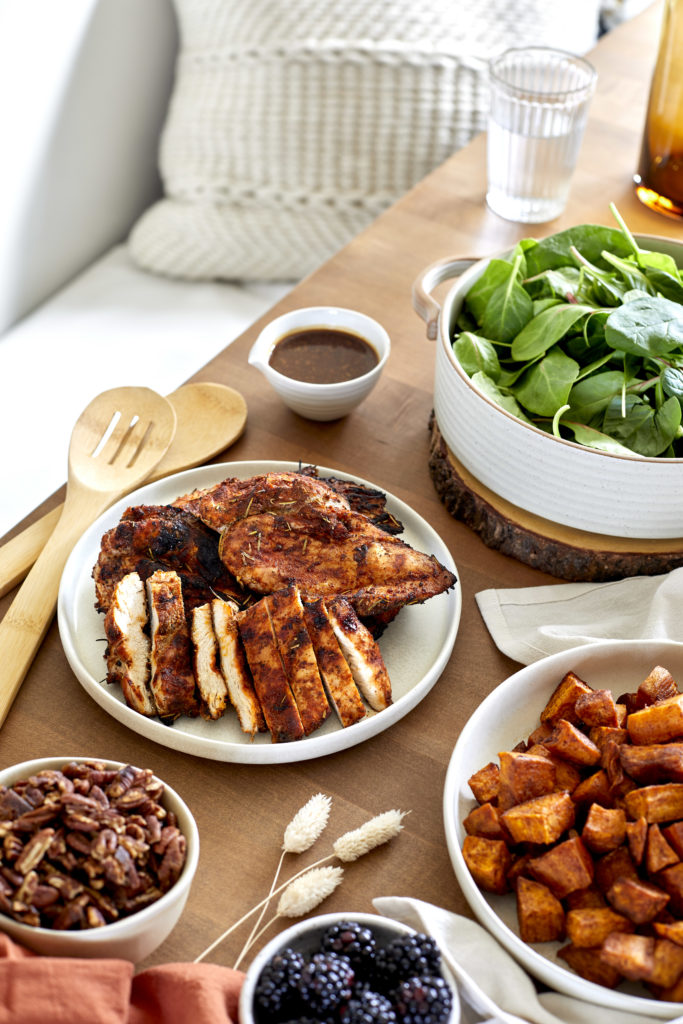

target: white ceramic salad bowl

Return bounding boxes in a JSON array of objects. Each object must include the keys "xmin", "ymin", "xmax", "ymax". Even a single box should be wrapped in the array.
[{"xmin": 413, "ymin": 231, "xmax": 683, "ymax": 540}]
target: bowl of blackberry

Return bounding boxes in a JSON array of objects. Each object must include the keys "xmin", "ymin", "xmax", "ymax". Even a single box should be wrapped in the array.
[{"xmin": 239, "ymin": 911, "xmax": 460, "ymax": 1024}]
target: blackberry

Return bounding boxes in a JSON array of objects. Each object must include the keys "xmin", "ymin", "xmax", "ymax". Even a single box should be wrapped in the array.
[
  {"xmin": 374, "ymin": 934, "xmax": 441, "ymax": 989},
  {"xmin": 321, "ymin": 920, "xmax": 377, "ymax": 977},
  {"xmin": 297, "ymin": 951, "xmax": 355, "ymax": 1016},
  {"xmin": 392, "ymin": 975, "xmax": 453, "ymax": 1024},
  {"xmin": 253, "ymin": 947, "xmax": 306, "ymax": 1020},
  {"xmin": 343, "ymin": 988, "xmax": 397, "ymax": 1024}
]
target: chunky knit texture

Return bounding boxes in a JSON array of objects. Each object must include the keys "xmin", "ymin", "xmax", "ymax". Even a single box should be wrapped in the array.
[{"xmin": 128, "ymin": 0, "xmax": 602, "ymax": 281}]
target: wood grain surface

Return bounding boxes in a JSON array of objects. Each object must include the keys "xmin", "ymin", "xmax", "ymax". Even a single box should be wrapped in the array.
[{"xmin": 1, "ymin": 2, "xmax": 682, "ymax": 974}]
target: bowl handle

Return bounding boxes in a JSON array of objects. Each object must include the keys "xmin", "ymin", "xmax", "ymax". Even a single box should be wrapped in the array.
[{"xmin": 412, "ymin": 257, "xmax": 477, "ymax": 340}]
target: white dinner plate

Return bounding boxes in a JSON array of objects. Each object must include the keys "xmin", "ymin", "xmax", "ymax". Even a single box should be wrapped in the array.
[
  {"xmin": 58, "ymin": 460, "xmax": 461, "ymax": 764},
  {"xmin": 443, "ymin": 639, "xmax": 683, "ymax": 1018}
]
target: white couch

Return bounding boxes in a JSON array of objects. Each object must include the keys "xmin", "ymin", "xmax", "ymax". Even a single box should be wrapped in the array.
[
  {"xmin": 0, "ymin": 0, "xmax": 292, "ymax": 537},
  {"xmin": 0, "ymin": 0, "xmax": 654, "ymax": 538}
]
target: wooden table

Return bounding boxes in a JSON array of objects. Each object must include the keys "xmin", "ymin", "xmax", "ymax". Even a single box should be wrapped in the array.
[{"xmin": 2, "ymin": 0, "xmax": 682, "ymax": 975}]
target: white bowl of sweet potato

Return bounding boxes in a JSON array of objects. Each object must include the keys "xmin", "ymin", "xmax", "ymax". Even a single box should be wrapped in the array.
[{"xmin": 443, "ymin": 639, "xmax": 683, "ymax": 1017}]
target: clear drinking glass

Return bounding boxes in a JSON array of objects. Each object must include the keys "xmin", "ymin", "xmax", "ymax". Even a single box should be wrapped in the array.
[{"xmin": 486, "ymin": 47, "xmax": 597, "ymax": 224}]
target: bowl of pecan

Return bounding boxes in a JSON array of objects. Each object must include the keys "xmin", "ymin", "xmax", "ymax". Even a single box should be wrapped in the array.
[{"xmin": 0, "ymin": 756, "xmax": 199, "ymax": 961}]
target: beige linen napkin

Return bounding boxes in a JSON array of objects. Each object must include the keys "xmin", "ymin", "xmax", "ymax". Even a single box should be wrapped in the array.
[
  {"xmin": 373, "ymin": 896, "xmax": 683, "ymax": 1024},
  {"xmin": 475, "ymin": 568, "xmax": 683, "ymax": 665}
]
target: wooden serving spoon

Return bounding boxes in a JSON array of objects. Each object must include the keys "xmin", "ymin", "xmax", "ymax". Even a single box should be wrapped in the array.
[
  {"xmin": 0, "ymin": 386, "xmax": 177, "ymax": 727},
  {"xmin": 0, "ymin": 382, "xmax": 247, "ymax": 597}
]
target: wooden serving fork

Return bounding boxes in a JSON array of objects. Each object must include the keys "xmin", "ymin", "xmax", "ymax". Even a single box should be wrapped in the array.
[{"xmin": 0, "ymin": 387, "xmax": 177, "ymax": 727}]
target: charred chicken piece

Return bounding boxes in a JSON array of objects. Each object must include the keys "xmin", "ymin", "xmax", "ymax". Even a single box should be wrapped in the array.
[
  {"xmin": 218, "ymin": 504, "xmax": 456, "ymax": 620},
  {"xmin": 172, "ymin": 472, "xmax": 350, "ymax": 532},
  {"xmin": 103, "ymin": 572, "xmax": 155, "ymax": 716},
  {"xmin": 326, "ymin": 596, "xmax": 392, "ymax": 711},
  {"xmin": 146, "ymin": 570, "xmax": 198, "ymax": 721},
  {"xmin": 303, "ymin": 599, "xmax": 366, "ymax": 728},
  {"xmin": 237, "ymin": 599, "xmax": 304, "ymax": 742},
  {"xmin": 266, "ymin": 586, "xmax": 331, "ymax": 736},
  {"xmin": 211, "ymin": 599, "xmax": 266, "ymax": 736},
  {"xmin": 93, "ymin": 504, "xmax": 242, "ymax": 615}
]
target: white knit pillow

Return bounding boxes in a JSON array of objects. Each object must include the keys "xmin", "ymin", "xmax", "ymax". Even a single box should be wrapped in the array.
[{"xmin": 128, "ymin": 0, "xmax": 602, "ymax": 282}]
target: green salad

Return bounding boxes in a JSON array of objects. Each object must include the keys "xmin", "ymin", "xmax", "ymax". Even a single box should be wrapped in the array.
[{"xmin": 451, "ymin": 205, "xmax": 683, "ymax": 458}]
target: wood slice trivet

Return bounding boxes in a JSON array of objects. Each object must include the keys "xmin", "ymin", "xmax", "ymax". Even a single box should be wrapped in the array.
[{"xmin": 428, "ymin": 413, "xmax": 683, "ymax": 582}]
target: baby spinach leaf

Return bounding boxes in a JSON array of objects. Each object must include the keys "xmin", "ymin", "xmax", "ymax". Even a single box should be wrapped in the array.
[
  {"xmin": 510, "ymin": 304, "xmax": 594, "ymax": 361},
  {"xmin": 453, "ymin": 332, "xmax": 501, "ymax": 379},
  {"xmin": 471, "ymin": 372, "xmax": 535, "ymax": 424},
  {"xmin": 662, "ymin": 366, "xmax": 683, "ymax": 401},
  {"xmin": 481, "ymin": 266, "xmax": 534, "ymax": 344},
  {"xmin": 524, "ymin": 225, "xmax": 631, "ymax": 276},
  {"xmin": 601, "ymin": 251, "xmax": 656, "ymax": 294},
  {"xmin": 647, "ymin": 267, "xmax": 683, "ymax": 304},
  {"xmin": 561, "ymin": 420, "xmax": 640, "ymax": 456},
  {"xmin": 603, "ymin": 393, "xmax": 681, "ymax": 456},
  {"xmin": 605, "ymin": 295, "xmax": 683, "ymax": 357},
  {"xmin": 465, "ymin": 259, "xmax": 517, "ymax": 323},
  {"xmin": 567, "ymin": 369, "xmax": 629, "ymax": 422},
  {"xmin": 512, "ymin": 349, "xmax": 580, "ymax": 417}
]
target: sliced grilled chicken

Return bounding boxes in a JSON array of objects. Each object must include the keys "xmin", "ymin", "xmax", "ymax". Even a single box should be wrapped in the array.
[
  {"xmin": 191, "ymin": 603, "xmax": 228, "ymax": 720},
  {"xmin": 211, "ymin": 598, "xmax": 266, "ymax": 736},
  {"xmin": 103, "ymin": 572, "xmax": 155, "ymax": 716},
  {"xmin": 237, "ymin": 599, "xmax": 304, "ymax": 742},
  {"xmin": 303, "ymin": 599, "xmax": 366, "ymax": 728},
  {"xmin": 327, "ymin": 597, "xmax": 392, "ymax": 711},
  {"xmin": 266, "ymin": 586, "xmax": 331, "ymax": 735},
  {"xmin": 146, "ymin": 570, "xmax": 198, "ymax": 721}
]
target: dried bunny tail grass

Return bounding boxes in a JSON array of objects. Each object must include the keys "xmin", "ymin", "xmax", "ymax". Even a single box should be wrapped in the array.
[
  {"xmin": 276, "ymin": 866, "xmax": 344, "ymax": 918},
  {"xmin": 283, "ymin": 793, "xmax": 332, "ymax": 854},
  {"xmin": 333, "ymin": 809, "xmax": 408, "ymax": 862}
]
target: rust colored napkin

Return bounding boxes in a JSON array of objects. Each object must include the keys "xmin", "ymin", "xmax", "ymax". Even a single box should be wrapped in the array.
[{"xmin": 0, "ymin": 934, "xmax": 244, "ymax": 1024}]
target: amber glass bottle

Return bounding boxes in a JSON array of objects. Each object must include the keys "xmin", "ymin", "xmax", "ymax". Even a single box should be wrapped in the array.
[{"xmin": 634, "ymin": 0, "xmax": 683, "ymax": 219}]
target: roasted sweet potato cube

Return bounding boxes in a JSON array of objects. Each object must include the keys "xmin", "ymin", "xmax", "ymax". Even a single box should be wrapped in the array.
[
  {"xmin": 526, "ymin": 746, "xmax": 582, "ymax": 793},
  {"xmin": 627, "ymin": 694, "xmax": 683, "ymax": 745},
  {"xmin": 658, "ymin": 863, "xmax": 683, "ymax": 915},
  {"xmin": 540, "ymin": 672, "xmax": 593, "ymax": 725},
  {"xmin": 606, "ymin": 875, "xmax": 670, "ymax": 924},
  {"xmin": 581, "ymin": 804, "xmax": 626, "ymax": 855},
  {"xmin": 468, "ymin": 762, "xmax": 500, "ymax": 805},
  {"xmin": 658, "ymin": 973, "xmax": 683, "ymax": 1002},
  {"xmin": 576, "ymin": 689, "xmax": 620, "ymax": 728},
  {"xmin": 649, "ymin": 938, "xmax": 683, "ymax": 988},
  {"xmin": 529, "ymin": 836, "xmax": 594, "ymax": 899},
  {"xmin": 600, "ymin": 932, "xmax": 655, "ymax": 981},
  {"xmin": 619, "ymin": 743, "xmax": 683, "ymax": 784},
  {"xmin": 625, "ymin": 783, "xmax": 683, "ymax": 824},
  {"xmin": 662, "ymin": 821, "xmax": 683, "ymax": 859},
  {"xmin": 636, "ymin": 665, "xmax": 679, "ymax": 710},
  {"xmin": 571, "ymin": 769, "xmax": 614, "ymax": 808},
  {"xmin": 462, "ymin": 835, "xmax": 511, "ymax": 895},
  {"xmin": 594, "ymin": 846, "xmax": 638, "ymax": 893},
  {"xmin": 527, "ymin": 722, "xmax": 553, "ymax": 745},
  {"xmin": 463, "ymin": 802, "xmax": 507, "ymax": 841},
  {"xmin": 516, "ymin": 876, "xmax": 565, "ymax": 943},
  {"xmin": 625, "ymin": 817, "xmax": 648, "ymax": 866},
  {"xmin": 558, "ymin": 944, "xmax": 621, "ymax": 988},
  {"xmin": 565, "ymin": 906, "xmax": 634, "ymax": 948},
  {"xmin": 543, "ymin": 720, "xmax": 601, "ymax": 767},
  {"xmin": 654, "ymin": 920, "xmax": 683, "ymax": 947},
  {"xmin": 589, "ymin": 726, "xmax": 629, "ymax": 753},
  {"xmin": 646, "ymin": 823, "xmax": 679, "ymax": 874},
  {"xmin": 507, "ymin": 851, "xmax": 533, "ymax": 887},
  {"xmin": 497, "ymin": 750, "xmax": 556, "ymax": 811},
  {"xmin": 564, "ymin": 885, "xmax": 606, "ymax": 910},
  {"xmin": 502, "ymin": 792, "xmax": 575, "ymax": 846},
  {"xmin": 600, "ymin": 739, "xmax": 636, "ymax": 800}
]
